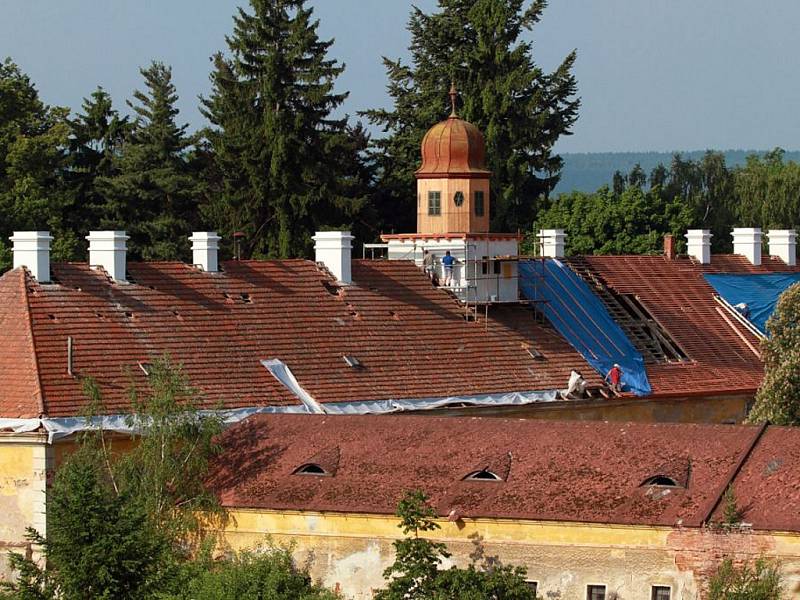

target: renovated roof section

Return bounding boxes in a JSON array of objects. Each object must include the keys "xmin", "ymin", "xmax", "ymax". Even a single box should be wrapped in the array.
[
  {"xmin": 0, "ymin": 259, "xmax": 595, "ymax": 418},
  {"xmin": 207, "ymin": 414, "xmax": 800, "ymax": 532},
  {"xmin": 566, "ymin": 254, "xmax": 800, "ymax": 398}
]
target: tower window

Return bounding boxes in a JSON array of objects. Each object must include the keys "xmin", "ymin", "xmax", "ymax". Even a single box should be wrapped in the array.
[
  {"xmin": 454, "ymin": 191, "xmax": 464, "ymax": 207},
  {"xmin": 428, "ymin": 191, "xmax": 441, "ymax": 215},
  {"xmin": 474, "ymin": 191, "xmax": 485, "ymax": 217}
]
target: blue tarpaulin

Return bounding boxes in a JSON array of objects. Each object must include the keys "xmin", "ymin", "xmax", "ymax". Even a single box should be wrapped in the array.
[
  {"xmin": 703, "ymin": 273, "xmax": 800, "ymax": 335},
  {"xmin": 519, "ymin": 259, "xmax": 652, "ymax": 396}
]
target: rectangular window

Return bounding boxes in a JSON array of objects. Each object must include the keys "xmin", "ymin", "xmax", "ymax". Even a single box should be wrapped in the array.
[
  {"xmin": 493, "ymin": 260, "xmax": 501, "ymax": 275},
  {"xmin": 428, "ymin": 191, "xmax": 441, "ymax": 216},
  {"xmin": 526, "ymin": 581, "xmax": 538, "ymax": 595},
  {"xmin": 474, "ymin": 190, "xmax": 485, "ymax": 216},
  {"xmin": 481, "ymin": 256, "xmax": 489, "ymax": 275},
  {"xmin": 652, "ymin": 586, "xmax": 671, "ymax": 600},
  {"xmin": 587, "ymin": 585, "xmax": 606, "ymax": 600}
]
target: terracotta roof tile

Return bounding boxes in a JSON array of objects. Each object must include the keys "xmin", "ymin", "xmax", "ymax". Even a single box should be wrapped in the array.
[
  {"xmin": 0, "ymin": 269, "xmax": 43, "ymax": 418},
  {"xmin": 565, "ymin": 254, "xmax": 800, "ymax": 397},
  {"xmin": 1, "ymin": 259, "xmax": 594, "ymax": 418},
  {"xmin": 208, "ymin": 414, "xmax": 793, "ymax": 530}
]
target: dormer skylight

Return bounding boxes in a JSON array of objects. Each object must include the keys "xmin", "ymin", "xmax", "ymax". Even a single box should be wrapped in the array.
[
  {"xmin": 293, "ymin": 463, "xmax": 330, "ymax": 476},
  {"xmin": 464, "ymin": 469, "xmax": 503, "ymax": 482},
  {"xmin": 640, "ymin": 475, "xmax": 680, "ymax": 488},
  {"xmin": 343, "ymin": 355, "xmax": 362, "ymax": 368}
]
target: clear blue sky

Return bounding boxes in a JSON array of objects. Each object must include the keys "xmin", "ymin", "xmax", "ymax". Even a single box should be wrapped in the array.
[{"xmin": 3, "ymin": 0, "xmax": 799, "ymax": 153}]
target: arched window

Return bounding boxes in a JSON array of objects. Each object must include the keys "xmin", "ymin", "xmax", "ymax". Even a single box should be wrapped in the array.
[
  {"xmin": 640, "ymin": 475, "xmax": 679, "ymax": 487},
  {"xmin": 293, "ymin": 463, "xmax": 329, "ymax": 476},
  {"xmin": 464, "ymin": 469, "xmax": 502, "ymax": 482}
]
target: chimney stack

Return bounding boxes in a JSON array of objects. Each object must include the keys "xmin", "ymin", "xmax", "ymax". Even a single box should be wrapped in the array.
[
  {"xmin": 663, "ymin": 234, "xmax": 676, "ymax": 260},
  {"xmin": 538, "ymin": 229, "xmax": 566, "ymax": 258},
  {"xmin": 732, "ymin": 227, "xmax": 762, "ymax": 266},
  {"xmin": 767, "ymin": 229, "xmax": 797, "ymax": 266},
  {"xmin": 9, "ymin": 231, "xmax": 53, "ymax": 282},
  {"xmin": 313, "ymin": 231, "xmax": 354, "ymax": 285},
  {"xmin": 686, "ymin": 229, "xmax": 712, "ymax": 264},
  {"xmin": 86, "ymin": 231, "xmax": 129, "ymax": 282},
  {"xmin": 189, "ymin": 232, "xmax": 221, "ymax": 272}
]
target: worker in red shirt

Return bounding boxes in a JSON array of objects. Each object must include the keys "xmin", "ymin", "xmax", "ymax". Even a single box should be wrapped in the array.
[{"xmin": 605, "ymin": 363, "xmax": 623, "ymax": 393}]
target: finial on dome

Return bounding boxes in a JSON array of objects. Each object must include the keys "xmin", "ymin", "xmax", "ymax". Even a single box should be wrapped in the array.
[{"xmin": 449, "ymin": 81, "xmax": 458, "ymax": 117}]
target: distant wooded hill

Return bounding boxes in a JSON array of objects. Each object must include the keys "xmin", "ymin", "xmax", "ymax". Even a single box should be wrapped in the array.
[{"xmin": 554, "ymin": 150, "xmax": 800, "ymax": 194}]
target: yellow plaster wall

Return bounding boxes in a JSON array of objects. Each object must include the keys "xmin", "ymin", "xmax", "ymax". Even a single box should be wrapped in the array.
[
  {"xmin": 220, "ymin": 510, "xmax": 697, "ymax": 599},
  {"xmin": 0, "ymin": 435, "xmax": 50, "ymax": 581}
]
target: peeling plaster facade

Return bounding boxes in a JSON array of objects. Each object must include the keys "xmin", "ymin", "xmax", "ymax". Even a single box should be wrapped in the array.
[
  {"xmin": 0, "ymin": 433, "xmax": 50, "ymax": 581},
  {"xmin": 220, "ymin": 510, "xmax": 800, "ymax": 600}
]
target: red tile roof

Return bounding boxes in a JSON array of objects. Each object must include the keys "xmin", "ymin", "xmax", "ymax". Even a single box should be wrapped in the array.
[
  {"xmin": 207, "ymin": 414, "xmax": 800, "ymax": 531},
  {"xmin": 567, "ymin": 254, "xmax": 800, "ymax": 398},
  {"xmin": 0, "ymin": 259, "xmax": 594, "ymax": 418}
]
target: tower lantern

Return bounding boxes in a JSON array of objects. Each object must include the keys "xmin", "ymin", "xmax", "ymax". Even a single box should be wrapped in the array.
[{"xmin": 414, "ymin": 84, "xmax": 491, "ymax": 235}]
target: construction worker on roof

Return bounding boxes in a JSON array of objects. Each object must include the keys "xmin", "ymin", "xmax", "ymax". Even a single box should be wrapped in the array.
[
  {"xmin": 605, "ymin": 363, "xmax": 623, "ymax": 393},
  {"xmin": 442, "ymin": 250, "xmax": 456, "ymax": 286}
]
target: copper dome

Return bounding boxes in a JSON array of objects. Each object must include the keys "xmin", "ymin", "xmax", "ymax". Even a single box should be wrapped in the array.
[{"xmin": 415, "ymin": 113, "xmax": 491, "ymax": 178}]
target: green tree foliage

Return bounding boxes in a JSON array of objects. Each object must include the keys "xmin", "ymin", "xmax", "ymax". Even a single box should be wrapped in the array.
[
  {"xmin": 375, "ymin": 490, "xmax": 537, "ymax": 600},
  {"xmin": 0, "ymin": 58, "xmax": 77, "ymax": 270},
  {"xmin": 0, "ymin": 446, "xmax": 173, "ymax": 600},
  {"xmin": 66, "ymin": 87, "xmax": 130, "ymax": 248},
  {"xmin": 365, "ymin": 0, "xmax": 580, "ymax": 234},
  {"xmin": 97, "ymin": 62, "xmax": 199, "ymax": 261},
  {"xmin": 736, "ymin": 149, "xmax": 800, "ymax": 232},
  {"xmin": 531, "ymin": 151, "xmax": 739, "ymax": 255},
  {"xmin": 178, "ymin": 544, "xmax": 338, "ymax": 600},
  {"xmin": 707, "ymin": 558, "xmax": 783, "ymax": 600},
  {"xmin": 200, "ymin": 0, "xmax": 371, "ymax": 259},
  {"xmin": 0, "ymin": 358, "xmax": 224, "ymax": 599},
  {"xmin": 746, "ymin": 283, "xmax": 800, "ymax": 426}
]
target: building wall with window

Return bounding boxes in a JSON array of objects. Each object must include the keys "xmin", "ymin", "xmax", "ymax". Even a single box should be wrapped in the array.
[
  {"xmin": 217, "ymin": 509, "xmax": 800, "ymax": 599},
  {"xmin": 416, "ymin": 177, "xmax": 490, "ymax": 234}
]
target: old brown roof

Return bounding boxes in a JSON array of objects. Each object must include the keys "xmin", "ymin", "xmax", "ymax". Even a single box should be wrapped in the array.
[
  {"xmin": 0, "ymin": 259, "xmax": 594, "ymax": 418},
  {"xmin": 207, "ymin": 414, "xmax": 800, "ymax": 532}
]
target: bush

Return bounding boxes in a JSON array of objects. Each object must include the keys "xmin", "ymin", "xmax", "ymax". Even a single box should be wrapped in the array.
[{"xmin": 708, "ymin": 558, "xmax": 783, "ymax": 600}]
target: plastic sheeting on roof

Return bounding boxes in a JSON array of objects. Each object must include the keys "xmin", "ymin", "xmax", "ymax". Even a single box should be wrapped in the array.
[
  {"xmin": 704, "ymin": 273, "xmax": 800, "ymax": 335},
  {"xmin": 519, "ymin": 259, "xmax": 652, "ymax": 396}
]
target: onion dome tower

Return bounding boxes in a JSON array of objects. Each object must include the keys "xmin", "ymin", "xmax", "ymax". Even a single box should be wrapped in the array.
[{"xmin": 415, "ymin": 84, "xmax": 491, "ymax": 234}]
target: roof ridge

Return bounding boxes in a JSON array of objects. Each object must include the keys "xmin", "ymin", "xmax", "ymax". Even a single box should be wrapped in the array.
[{"xmin": 16, "ymin": 269, "xmax": 46, "ymax": 417}]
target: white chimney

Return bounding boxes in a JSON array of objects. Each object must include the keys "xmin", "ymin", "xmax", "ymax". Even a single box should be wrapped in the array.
[
  {"xmin": 686, "ymin": 229, "xmax": 712, "ymax": 264},
  {"xmin": 313, "ymin": 231, "xmax": 354, "ymax": 285},
  {"xmin": 9, "ymin": 231, "xmax": 53, "ymax": 282},
  {"xmin": 767, "ymin": 229, "xmax": 797, "ymax": 266},
  {"xmin": 189, "ymin": 232, "xmax": 221, "ymax": 272},
  {"xmin": 86, "ymin": 231, "xmax": 129, "ymax": 282},
  {"xmin": 732, "ymin": 227, "xmax": 762, "ymax": 266},
  {"xmin": 538, "ymin": 229, "xmax": 566, "ymax": 258}
]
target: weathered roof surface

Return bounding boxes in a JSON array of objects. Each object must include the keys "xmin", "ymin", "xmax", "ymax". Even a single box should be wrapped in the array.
[
  {"xmin": 208, "ymin": 414, "xmax": 798, "ymax": 531},
  {"xmin": 567, "ymin": 254, "xmax": 800, "ymax": 397},
  {"xmin": 0, "ymin": 259, "xmax": 594, "ymax": 418},
  {"xmin": 0, "ymin": 269, "xmax": 43, "ymax": 418}
]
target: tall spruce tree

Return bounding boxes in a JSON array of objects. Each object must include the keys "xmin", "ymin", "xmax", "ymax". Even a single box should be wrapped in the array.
[
  {"xmin": 97, "ymin": 62, "xmax": 198, "ymax": 261},
  {"xmin": 201, "ymin": 0, "xmax": 370, "ymax": 259},
  {"xmin": 66, "ymin": 87, "xmax": 129, "ymax": 253},
  {"xmin": 0, "ymin": 58, "xmax": 77, "ymax": 270},
  {"xmin": 364, "ymin": 0, "xmax": 580, "ymax": 234}
]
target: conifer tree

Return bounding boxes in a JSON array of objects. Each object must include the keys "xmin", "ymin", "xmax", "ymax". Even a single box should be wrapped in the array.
[
  {"xmin": 364, "ymin": 0, "xmax": 580, "ymax": 234},
  {"xmin": 66, "ymin": 87, "xmax": 129, "ymax": 252},
  {"xmin": 97, "ymin": 62, "xmax": 198, "ymax": 261},
  {"xmin": 0, "ymin": 58, "xmax": 77, "ymax": 269},
  {"xmin": 201, "ymin": 0, "xmax": 370, "ymax": 259}
]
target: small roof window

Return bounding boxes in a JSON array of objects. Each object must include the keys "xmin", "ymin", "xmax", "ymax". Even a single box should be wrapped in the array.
[
  {"xmin": 343, "ymin": 355, "xmax": 362, "ymax": 368},
  {"xmin": 293, "ymin": 463, "xmax": 330, "ymax": 476},
  {"xmin": 640, "ymin": 475, "xmax": 680, "ymax": 488},
  {"xmin": 464, "ymin": 469, "xmax": 503, "ymax": 482}
]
